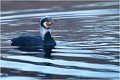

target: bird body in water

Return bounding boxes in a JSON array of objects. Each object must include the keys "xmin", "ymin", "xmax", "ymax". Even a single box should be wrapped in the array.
[{"xmin": 11, "ymin": 16, "xmax": 56, "ymax": 51}]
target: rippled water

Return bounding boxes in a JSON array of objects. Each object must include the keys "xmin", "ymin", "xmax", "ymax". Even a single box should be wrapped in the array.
[{"xmin": 1, "ymin": 1, "xmax": 119, "ymax": 80}]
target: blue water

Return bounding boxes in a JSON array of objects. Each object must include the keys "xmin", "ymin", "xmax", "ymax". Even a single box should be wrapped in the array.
[{"xmin": 1, "ymin": 1, "xmax": 119, "ymax": 80}]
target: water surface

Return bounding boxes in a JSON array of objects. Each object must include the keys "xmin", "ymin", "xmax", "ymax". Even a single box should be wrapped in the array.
[{"xmin": 1, "ymin": 1, "xmax": 119, "ymax": 80}]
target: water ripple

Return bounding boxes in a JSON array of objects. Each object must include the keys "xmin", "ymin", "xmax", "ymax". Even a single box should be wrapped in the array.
[
  {"xmin": 1, "ymin": 60, "xmax": 119, "ymax": 78},
  {"xmin": 1, "ymin": 1, "xmax": 119, "ymax": 79},
  {"xmin": 1, "ymin": 9, "xmax": 118, "ymax": 20}
]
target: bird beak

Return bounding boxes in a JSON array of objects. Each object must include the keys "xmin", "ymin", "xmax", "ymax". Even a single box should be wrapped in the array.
[
  {"xmin": 51, "ymin": 18, "xmax": 57, "ymax": 23},
  {"xmin": 46, "ymin": 22, "xmax": 53, "ymax": 26},
  {"xmin": 53, "ymin": 19, "xmax": 57, "ymax": 22},
  {"xmin": 48, "ymin": 19, "xmax": 57, "ymax": 26}
]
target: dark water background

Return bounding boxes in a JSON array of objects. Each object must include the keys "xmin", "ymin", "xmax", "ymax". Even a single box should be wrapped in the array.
[{"xmin": 1, "ymin": 1, "xmax": 119, "ymax": 80}]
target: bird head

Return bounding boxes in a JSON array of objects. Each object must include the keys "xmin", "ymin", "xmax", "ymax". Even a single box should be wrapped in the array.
[
  {"xmin": 40, "ymin": 16, "xmax": 56, "ymax": 29},
  {"xmin": 39, "ymin": 16, "xmax": 57, "ymax": 40}
]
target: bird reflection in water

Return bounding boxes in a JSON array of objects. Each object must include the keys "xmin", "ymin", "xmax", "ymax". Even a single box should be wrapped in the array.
[{"xmin": 16, "ymin": 46, "xmax": 54, "ymax": 58}]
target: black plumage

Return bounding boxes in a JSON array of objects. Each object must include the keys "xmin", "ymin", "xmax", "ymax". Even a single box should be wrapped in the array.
[
  {"xmin": 11, "ymin": 36, "xmax": 43, "ymax": 46},
  {"xmin": 11, "ymin": 32, "xmax": 56, "ymax": 48},
  {"xmin": 11, "ymin": 16, "xmax": 56, "ymax": 52}
]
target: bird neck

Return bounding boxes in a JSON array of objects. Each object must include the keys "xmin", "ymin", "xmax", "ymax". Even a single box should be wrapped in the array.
[{"xmin": 40, "ymin": 26, "xmax": 51, "ymax": 40}]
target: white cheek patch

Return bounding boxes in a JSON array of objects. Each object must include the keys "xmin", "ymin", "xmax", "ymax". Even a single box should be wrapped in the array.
[
  {"xmin": 43, "ymin": 22, "xmax": 50, "ymax": 28},
  {"xmin": 43, "ymin": 22, "xmax": 47, "ymax": 27}
]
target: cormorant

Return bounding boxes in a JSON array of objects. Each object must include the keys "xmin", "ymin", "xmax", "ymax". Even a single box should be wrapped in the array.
[{"xmin": 11, "ymin": 16, "xmax": 56, "ymax": 55}]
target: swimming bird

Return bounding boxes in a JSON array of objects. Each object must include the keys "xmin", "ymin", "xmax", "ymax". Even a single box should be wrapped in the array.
[{"xmin": 11, "ymin": 16, "xmax": 56, "ymax": 51}]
